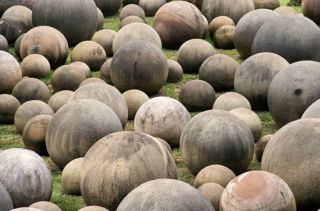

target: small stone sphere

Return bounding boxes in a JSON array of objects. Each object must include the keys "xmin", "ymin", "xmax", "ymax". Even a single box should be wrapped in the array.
[
  {"xmin": 214, "ymin": 25, "xmax": 235, "ymax": 49},
  {"xmin": 111, "ymin": 40, "xmax": 168, "ymax": 95},
  {"xmin": 79, "ymin": 78, "xmax": 106, "ymax": 86},
  {"xmin": 91, "ymin": 29, "xmax": 117, "ymax": 57},
  {"xmin": 253, "ymin": 0, "xmax": 280, "ymax": 9},
  {"xmin": 69, "ymin": 61, "xmax": 91, "ymax": 78},
  {"xmin": 208, "ymin": 16, "xmax": 235, "ymax": 39},
  {"xmin": 48, "ymin": 90, "xmax": 74, "ymax": 113},
  {"xmin": 51, "ymin": 65, "xmax": 87, "ymax": 92},
  {"xmin": 180, "ymin": 109, "xmax": 254, "ymax": 175},
  {"xmin": 94, "ymin": 0, "xmax": 122, "ymax": 16},
  {"xmin": 199, "ymin": 54, "xmax": 239, "ymax": 91},
  {"xmin": 22, "ymin": 114, "xmax": 52, "ymax": 156},
  {"xmin": 0, "ymin": 34, "xmax": 9, "ymax": 51},
  {"xmin": 116, "ymin": 179, "xmax": 214, "ymax": 211},
  {"xmin": 20, "ymin": 26, "xmax": 69, "ymax": 69},
  {"xmin": 0, "ymin": 0, "xmax": 36, "ymax": 15},
  {"xmin": 198, "ymin": 183, "xmax": 224, "ymax": 211},
  {"xmin": 119, "ymin": 4, "xmax": 145, "ymax": 21},
  {"xmin": 14, "ymin": 100, "xmax": 54, "ymax": 134},
  {"xmin": 112, "ymin": 22, "xmax": 162, "ymax": 53},
  {"xmin": 177, "ymin": 39, "xmax": 215, "ymax": 74},
  {"xmin": 2, "ymin": 5, "xmax": 32, "ymax": 29},
  {"xmin": 11, "ymin": 208, "xmax": 41, "ymax": 211},
  {"xmin": 122, "ymin": 89, "xmax": 149, "ymax": 120},
  {"xmin": 193, "ymin": 164, "xmax": 236, "ymax": 188},
  {"xmin": 71, "ymin": 41, "xmax": 107, "ymax": 70},
  {"xmin": 96, "ymin": 7, "xmax": 104, "ymax": 30},
  {"xmin": 0, "ymin": 94, "xmax": 20, "ymax": 124},
  {"xmin": 21, "ymin": 54, "xmax": 51, "ymax": 78},
  {"xmin": 100, "ymin": 59, "xmax": 113, "ymax": 84},
  {"xmin": 255, "ymin": 134, "xmax": 272, "ymax": 162},
  {"xmin": 274, "ymin": 6, "xmax": 298, "ymax": 15},
  {"xmin": 139, "ymin": 0, "xmax": 166, "ymax": 16},
  {"xmin": 134, "ymin": 97, "xmax": 191, "ymax": 147},
  {"xmin": 14, "ymin": 33, "xmax": 24, "ymax": 60},
  {"xmin": 302, "ymin": 99, "xmax": 320, "ymax": 118},
  {"xmin": 213, "ymin": 92, "xmax": 251, "ymax": 111},
  {"xmin": 0, "ymin": 51, "xmax": 22, "ymax": 94},
  {"xmin": 61, "ymin": 158, "xmax": 84, "ymax": 195},
  {"xmin": 179, "ymin": 80, "xmax": 216, "ymax": 112},
  {"xmin": 29, "ymin": 201, "xmax": 61, "ymax": 211},
  {"xmin": 229, "ymin": 108, "xmax": 262, "ymax": 142},
  {"xmin": 120, "ymin": 16, "xmax": 145, "ymax": 28},
  {"xmin": 220, "ymin": 171, "xmax": 296, "ymax": 210},
  {"xmin": 12, "ymin": 77, "xmax": 50, "ymax": 104},
  {"xmin": 167, "ymin": 59, "xmax": 183, "ymax": 83},
  {"xmin": 79, "ymin": 206, "xmax": 109, "ymax": 211},
  {"xmin": 0, "ymin": 181, "xmax": 13, "ymax": 211}
]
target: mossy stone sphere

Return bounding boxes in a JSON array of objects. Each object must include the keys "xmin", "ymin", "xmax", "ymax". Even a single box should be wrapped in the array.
[
  {"xmin": 213, "ymin": 92, "xmax": 251, "ymax": 111},
  {"xmin": 119, "ymin": 4, "xmax": 145, "ymax": 21},
  {"xmin": 91, "ymin": 29, "xmax": 116, "ymax": 57},
  {"xmin": 21, "ymin": 54, "xmax": 50, "ymax": 78},
  {"xmin": 208, "ymin": 16, "xmax": 235, "ymax": 39},
  {"xmin": 167, "ymin": 59, "xmax": 183, "ymax": 83},
  {"xmin": 48, "ymin": 90, "xmax": 74, "ymax": 113},
  {"xmin": 214, "ymin": 25, "xmax": 235, "ymax": 49},
  {"xmin": 0, "ymin": 94, "xmax": 20, "ymax": 124},
  {"xmin": 122, "ymin": 89, "xmax": 149, "ymax": 120},
  {"xmin": 61, "ymin": 158, "xmax": 84, "ymax": 196},
  {"xmin": 120, "ymin": 16, "xmax": 145, "ymax": 28}
]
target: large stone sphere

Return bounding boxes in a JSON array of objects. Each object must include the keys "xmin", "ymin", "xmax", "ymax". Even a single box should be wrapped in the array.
[
  {"xmin": 92, "ymin": 29, "xmax": 116, "ymax": 57},
  {"xmin": 119, "ymin": 4, "xmax": 145, "ymax": 21},
  {"xmin": 234, "ymin": 9, "xmax": 279, "ymax": 59},
  {"xmin": 79, "ymin": 206, "xmax": 109, "ymax": 211},
  {"xmin": 268, "ymin": 61, "xmax": 320, "ymax": 127},
  {"xmin": 0, "ymin": 34, "xmax": 9, "ymax": 51},
  {"xmin": 20, "ymin": 26, "xmax": 69, "ymax": 69},
  {"xmin": 0, "ymin": 148, "xmax": 52, "ymax": 208},
  {"xmin": 253, "ymin": 0, "xmax": 280, "ymax": 9},
  {"xmin": 213, "ymin": 92, "xmax": 251, "ymax": 111},
  {"xmin": 261, "ymin": 118, "xmax": 320, "ymax": 209},
  {"xmin": 80, "ymin": 131, "xmax": 178, "ymax": 210},
  {"xmin": 21, "ymin": 54, "xmax": 51, "ymax": 78},
  {"xmin": 14, "ymin": 100, "xmax": 54, "ymax": 134},
  {"xmin": 0, "ymin": 51, "xmax": 22, "ymax": 94},
  {"xmin": 12, "ymin": 77, "xmax": 50, "ymax": 104},
  {"xmin": 302, "ymin": 0, "xmax": 320, "ymax": 24},
  {"xmin": 0, "ymin": 181, "xmax": 13, "ymax": 211},
  {"xmin": 198, "ymin": 183, "xmax": 224, "ymax": 211},
  {"xmin": 139, "ymin": 0, "xmax": 166, "ymax": 16},
  {"xmin": 46, "ymin": 99, "xmax": 122, "ymax": 169},
  {"xmin": 0, "ymin": 94, "xmax": 20, "ymax": 124},
  {"xmin": 255, "ymin": 134, "xmax": 272, "ymax": 162},
  {"xmin": 252, "ymin": 15, "xmax": 320, "ymax": 63},
  {"xmin": 177, "ymin": 39, "xmax": 215, "ymax": 73},
  {"xmin": 167, "ymin": 59, "xmax": 183, "ymax": 83},
  {"xmin": 111, "ymin": 40, "xmax": 168, "ymax": 95},
  {"xmin": 134, "ymin": 97, "xmax": 190, "ymax": 147},
  {"xmin": 199, "ymin": 54, "xmax": 239, "ymax": 91},
  {"xmin": 116, "ymin": 179, "xmax": 214, "ymax": 211},
  {"xmin": 201, "ymin": 0, "xmax": 255, "ymax": 23},
  {"xmin": 220, "ymin": 171, "xmax": 296, "ymax": 210},
  {"xmin": 234, "ymin": 52, "xmax": 289, "ymax": 110},
  {"xmin": 122, "ymin": 89, "xmax": 149, "ymax": 120},
  {"xmin": 180, "ymin": 109, "xmax": 254, "ymax": 175},
  {"xmin": 70, "ymin": 83, "xmax": 128, "ymax": 128},
  {"xmin": 0, "ymin": 0, "xmax": 36, "ymax": 15},
  {"xmin": 29, "ymin": 202, "xmax": 61, "ymax": 211},
  {"xmin": 48, "ymin": 90, "xmax": 74, "ymax": 113},
  {"xmin": 214, "ymin": 25, "xmax": 235, "ymax": 49},
  {"xmin": 119, "ymin": 16, "xmax": 145, "ymax": 28},
  {"xmin": 302, "ymin": 99, "xmax": 320, "ymax": 118},
  {"xmin": 153, "ymin": 1, "xmax": 207, "ymax": 49},
  {"xmin": 32, "ymin": 0, "xmax": 98, "ymax": 46},
  {"xmin": 112, "ymin": 23, "xmax": 161, "ymax": 53},
  {"xmin": 61, "ymin": 158, "xmax": 83, "ymax": 196},
  {"xmin": 94, "ymin": 0, "xmax": 122, "ymax": 16},
  {"xmin": 208, "ymin": 16, "xmax": 235, "ymax": 39},
  {"xmin": 23, "ymin": 115, "xmax": 52, "ymax": 156},
  {"xmin": 179, "ymin": 80, "xmax": 216, "ymax": 111},
  {"xmin": 100, "ymin": 59, "xmax": 113, "ymax": 84}
]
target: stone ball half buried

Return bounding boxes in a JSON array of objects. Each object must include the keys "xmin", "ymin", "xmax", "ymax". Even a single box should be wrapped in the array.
[
  {"xmin": 119, "ymin": 4, "xmax": 145, "ymax": 21},
  {"xmin": 212, "ymin": 92, "xmax": 251, "ymax": 111},
  {"xmin": 91, "ymin": 29, "xmax": 117, "ymax": 57},
  {"xmin": 0, "ymin": 94, "xmax": 20, "ymax": 124},
  {"xmin": 214, "ymin": 25, "xmax": 235, "ymax": 49}
]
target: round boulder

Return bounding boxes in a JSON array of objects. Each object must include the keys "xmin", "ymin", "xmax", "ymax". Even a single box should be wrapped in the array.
[
  {"xmin": 213, "ymin": 25, "xmax": 235, "ymax": 49},
  {"xmin": 302, "ymin": 99, "xmax": 320, "ymax": 118},
  {"xmin": 0, "ymin": 0, "xmax": 36, "ymax": 15},
  {"xmin": 94, "ymin": 0, "xmax": 122, "ymax": 16},
  {"xmin": 253, "ymin": 0, "xmax": 280, "ymax": 10},
  {"xmin": 208, "ymin": 16, "xmax": 235, "ymax": 39},
  {"xmin": 302, "ymin": 0, "xmax": 320, "ymax": 24},
  {"xmin": 29, "ymin": 201, "xmax": 61, "ymax": 211},
  {"xmin": 48, "ymin": 90, "xmax": 74, "ymax": 113},
  {"xmin": 69, "ymin": 61, "xmax": 91, "ymax": 78},
  {"xmin": 91, "ymin": 29, "xmax": 116, "ymax": 57},
  {"xmin": 100, "ymin": 59, "xmax": 113, "ymax": 84},
  {"xmin": 255, "ymin": 134, "xmax": 272, "ymax": 162},
  {"xmin": 2, "ymin": 5, "xmax": 32, "ymax": 29},
  {"xmin": 0, "ymin": 181, "xmax": 13, "ymax": 211},
  {"xmin": 122, "ymin": 89, "xmax": 149, "ymax": 120},
  {"xmin": 0, "ymin": 94, "xmax": 20, "ymax": 124},
  {"xmin": 21, "ymin": 54, "xmax": 51, "ymax": 78},
  {"xmin": 198, "ymin": 183, "xmax": 224, "ymax": 211},
  {"xmin": 0, "ymin": 34, "xmax": 9, "ymax": 51},
  {"xmin": 61, "ymin": 158, "xmax": 84, "ymax": 196},
  {"xmin": 212, "ymin": 92, "xmax": 251, "ymax": 111},
  {"xmin": 139, "ymin": 0, "xmax": 166, "ymax": 16},
  {"xmin": 119, "ymin": 4, "xmax": 145, "ymax": 21},
  {"xmin": 14, "ymin": 33, "xmax": 24, "ymax": 60},
  {"xmin": 120, "ymin": 16, "xmax": 145, "ymax": 28},
  {"xmin": 167, "ymin": 59, "xmax": 183, "ymax": 83}
]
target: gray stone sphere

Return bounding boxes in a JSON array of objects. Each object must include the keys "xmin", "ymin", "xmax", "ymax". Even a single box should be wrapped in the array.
[
  {"xmin": 119, "ymin": 4, "xmax": 145, "ymax": 20},
  {"xmin": 167, "ymin": 59, "xmax": 183, "ymax": 83},
  {"xmin": 120, "ymin": 16, "xmax": 145, "ymax": 28},
  {"xmin": 213, "ymin": 92, "xmax": 251, "ymax": 111},
  {"xmin": 0, "ymin": 181, "xmax": 13, "ymax": 211},
  {"xmin": 122, "ymin": 89, "xmax": 149, "ymax": 120},
  {"xmin": 100, "ymin": 59, "xmax": 113, "ymax": 84},
  {"xmin": 91, "ymin": 29, "xmax": 116, "ymax": 57},
  {"xmin": 0, "ymin": 34, "xmax": 9, "ymax": 51},
  {"xmin": 253, "ymin": 0, "xmax": 280, "ymax": 9},
  {"xmin": 69, "ymin": 61, "xmax": 91, "ymax": 78},
  {"xmin": 61, "ymin": 158, "xmax": 84, "ymax": 196},
  {"xmin": 21, "ymin": 54, "xmax": 50, "ymax": 78},
  {"xmin": 29, "ymin": 201, "xmax": 61, "ymax": 211},
  {"xmin": 48, "ymin": 90, "xmax": 74, "ymax": 113},
  {"xmin": 139, "ymin": 0, "xmax": 166, "ymax": 16},
  {"xmin": 208, "ymin": 16, "xmax": 235, "ymax": 39},
  {"xmin": 213, "ymin": 25, "xmax": 235, "ymax": 49},
  {"xmin": 198, "ymin": 183, "xmax": 224, "ymax": 211},
  {"xmin": 302, "ymin": 99, "xmax": 320, "ymax": 118},
  {"xmin": 0, "ymin": 94, "xmax": 20, "ymax": 124},
  {"xmin": 94, "ymin": 0, "xmax": 122, "ymax": 16},
  {"xmin": 255, "ymin": 134, "xmax": 272, "ymax": 162}
]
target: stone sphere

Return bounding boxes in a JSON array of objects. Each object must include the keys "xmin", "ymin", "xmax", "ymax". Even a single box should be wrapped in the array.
[
  {"xmin": 100, "ymin": 59, "xmax": 113, "ymax": 84},
  {"xmin": 194, "ymin": 164, "xmax": 236, "ymax": 188},
  {"xmin": 48, "ymin": 90, "xmax": 74, "ymax": 113},
  {"xmin": 177, "ymin": 39, "xmax": 215, "ymax": 74},
  {"xmin": 14, "ymin": 100, "xmax": 54, "ymax": 134},
  {"xmin": 180, "ymin": 109, "xmax": 254, "ymax": 175},
  {"xmin": 14, "ymin": 33, "xmax": 24, "ymax": 60},
  {"xmin": 268, "ymin": 61, "xmax": 320, "ymax": 127},
  {"xmin": 29, "ymin": 201, "xmax": 61, "ymax": 211},
  {"xmin": 32, "ymin": 0, "xmax": 98, "ymax": 46},
  {"xmin": 123, "ymin": 0, "xmax": 139, "ymax": 5},
  {"xmin": 154, "ymin": 137, "xmax": 172, "ymax": 152},
  {"xmin": 208, "ymin": 16, "xmax": 235, "ymax": 39},
  {"xmin": 79, "ymin": 206, "xmax": 109, "ymax": 211},
  {"xmin": 234, "ymin": 9, "xmax": 279, "ymax": 59},
  {"xmin": 92, "ymin": 29, "xmax": 116, "ymax": 57},
  {"xmin": 153, "ymin": 1, "xmax": 207, "ymax": 49},
  {"xmin": 234, "ymin": 52, "xmax": 289, "ymax": 110},
  {"xmin": 0, "ymin": 0, "xmax": 36, "ymax": 15},
  {"xmin": 179, "ymin": 80, "xmax": 216, "ymax": 111},
  {"xmin": 94, "ymin": 0, "xmax": 122, "ymax": 16},
  {"xmin": 21, "ymin": 54, "xmax": 51, "ymax": 78},
  {"xmin": 11, "ymin": 208, "xmax": 41, "ymax": 211},
  {"xmin": 120, "ymin": 16, "xmax": 145, "ymax": 28},
  {"xmin": 0, "ymin": 181, "xmax": 13, "ymax": 211},
  {"xmin": 252, "ymin": 15, "xmax": 320, "ymax": 63},
  {"xmin": 112, "ymin": 23, "xmax": 162, "ymax": 53},
  {"xmin": 69, "ymin": 61, "xmax": 91, "ymax": 78},
  {"xmin": 199, "ymin": 54, "xmax": 239, "ymax": 91},
  {"xmin": 213, "ymin": 92, "xmax": 251, "ymax": 111},
  {"xmin": 119, "ymin": 4, "xmax": 145, "ymax": 21},
  {"xmin": 134, "ymin": 97, "xmax": 190, "ymax": 147},
  {"xmin": 20, "ymin": 26, "xmax": 69, "ymax": 69},
  {"xmin": 262, "ymin": 118, "xmax": 320, "ymax": 209},
  {"xmin": 46, "ymin": 99, "xmax": 122, "ymax": 169},
  {"xmin": 302, "ymin": 99, "xmax": 320, "ymax": 118},
  {"xmin": 201, "ymin": 0, "xmax": 255, "ymax": 23},
  {"xmin": 302, "ymin": 0, "xmax": 320, "ymax": 24},
  {"xmin": 198, "ymin": 183, "xmax": 224, "ymax": 211},
  {"xmin": 0, "ymin": 148, "xmax": 52, "ymax": 208},
  {"xmin": 255, "ymin": 134, "xmax": 272, "ymax": 162},
  {"xmin": 230, "ymin": 108, "xmax": 262, "ymax": 142},
  {"xmin": 167, "ymin": 59, "xmax": 183, "ymax": 83},
  {"xmin": 0, "ymin": 51, "xmax": 22, "ymax": 94},
  {"xmin": 0, "ymin": 94, "xmax": 20, "ymax": 124},
  {"xmin": 122, "ymin": 89, "xmax": 149, "ymax": 120},
  {"xmin": 2, "ymin": 5, "xmax": 32, "ymax": 29},
  {"xmin": 71, "ymin": 41, "xmax": 107, "ymax": 71},
  {"xmin": 253, "ymin": 0, "xmax": 280, "ymax": 10},
  {"xmin": 12, "ymin": 77, "xmax": 50, "ymax": 104},
  {"xmin": 214, "ymin": 25, "xmax": 235, "ymax": 49},
  {"xmin": 274, "ymin": 6, "xmax": 299, "ymax": 15},
  {"xmin": 111, "ymin": 40, "xmax": 168, "ymax": 95},
  {"xmin": 23, "ymin": 114, "xmax": 52, "ymax": 156},
  {"xmin": 79, "ymin": 78, "xmax": 106, "ymax": 87},
  {"xmin": 80, "ymin": 131, "xmax": 178, "ymax": 210},
  {"xmin": 116, "ymin": 179, "xmax": 214, "ymax": 211},
  {"xmin": 0, "ymin": 34, "xmax": 8, "ymax": 51},
  {"xmin": 220, "ymin": 171, "xmax": 296, "ymax": 210},
  {"xmin": 96, "ymin": 7, "xmax": 104, "ymax": 30},
  {"xmin": 139, "ymin": 0, "xmax": 166, "ymax": 16},
  {"xmin": 61, "ymin": 158, "xmax": 84, "ymax": 196},
  {"xmin": 70, "ymin": 83, "xmax": 128, "ymax": 127}
]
